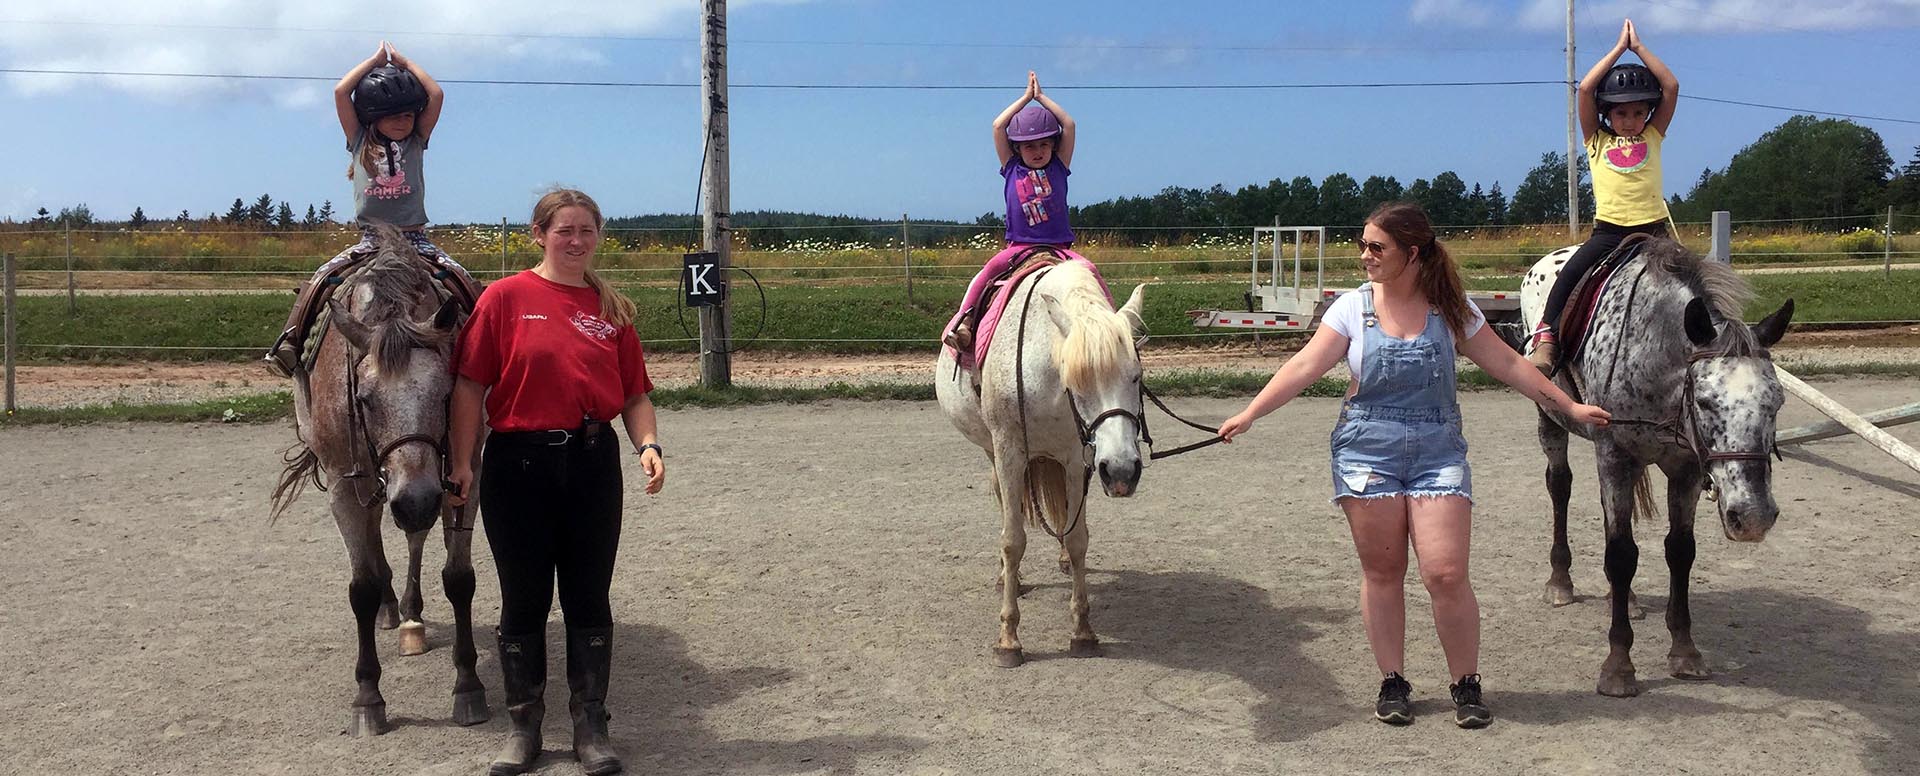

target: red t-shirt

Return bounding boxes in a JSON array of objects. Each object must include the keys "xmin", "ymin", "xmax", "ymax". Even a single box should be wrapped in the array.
[{"xmin": 455, "ymin": 271, "xmax": 653, "ymax": 432}]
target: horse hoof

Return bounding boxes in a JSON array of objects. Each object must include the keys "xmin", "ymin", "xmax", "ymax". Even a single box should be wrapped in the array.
[
  {"xmin": 1596, "ymin": 674, "xmax": 1642, "ymax": 698},
  {"xmin": 452, "ymin": 690, "xmax": 490, "ymax": 726},
  {"xmin": 993, "ymin": 647, "xmax": 1025, "ymax": 668},
  {"xmin": 1058, "ymin": 558, "xmax": 1072, "ymax": 576},
  {"xmin": 1669, "ymin": 654, "xmax": 1711, "ymax": 680},
  {"xmin": 397, "ymin": 622, "xmax": 429, "ymax": 656},
  {"xmin": 346, "ymin": 703, "xmax": 391, "ymax": 737},
  {"xmin": 1069, "ymin": 638, "xmax": 1102, "ymax": 658},
  {"xmin": 1543, "ymin": 583, "xmax": 1577, "ymax": 607}
]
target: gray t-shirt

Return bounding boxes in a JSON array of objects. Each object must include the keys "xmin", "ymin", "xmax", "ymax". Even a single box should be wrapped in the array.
[{"xmin": 349, "ymin": 128, "xmax": 429, "ymax": 227}]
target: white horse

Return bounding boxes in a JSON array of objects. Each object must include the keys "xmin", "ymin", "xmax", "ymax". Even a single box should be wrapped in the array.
[{"xmin": 935, "ymin": 260, "xmax": 1149, "ymax": 667}]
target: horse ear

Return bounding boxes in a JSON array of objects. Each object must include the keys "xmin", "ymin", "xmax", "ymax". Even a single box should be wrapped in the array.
[
  {"xmin": 1683, "ymin": 297, "xmax": 1718, "ymax": 347},
  {"xmin": 1119, "ymin": 284, "xmax": 1147, "ymax": 335},
  {"xmin": 1038, "ymin": 291, "xmax": 1073, "ymax": 336},
  {"xmin": 432, "ymin": 296, "xmax": 463, "ymax": 332},
  {"xmin": 1750, "ymin": 298, "xmax": 1794, "ymax": 348},
  {"xmin": 327, "ymin": 298, "xmax": 373, "ymax": 351}
]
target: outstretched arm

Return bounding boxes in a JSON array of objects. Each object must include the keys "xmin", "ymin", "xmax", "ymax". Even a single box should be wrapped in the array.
[
  {"xmin": 1458, "ymin": 326, "xmax": 1611, "ymax": 426},
  {"xmin": 1029, "ymin": 72, "xmax": 1075, "ymax": 168},
  {"xmin": 991, "ymin": 71, "xmax": 1037, "ymax": 167},
  {"xmin": 1217, "ymin": 324, "xmax": 1350, "ymax": 442},
  {"xmin": 335, "ymin": 41, "xmax": 389, "ymax": 144}
]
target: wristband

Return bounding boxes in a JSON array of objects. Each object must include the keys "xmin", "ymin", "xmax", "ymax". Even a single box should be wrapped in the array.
[{"xmin": 635, "ymin": 443, "xmax": 662, "ymax": 458}]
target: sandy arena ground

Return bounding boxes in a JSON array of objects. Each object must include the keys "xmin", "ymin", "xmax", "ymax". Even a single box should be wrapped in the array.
[{"xmin": 1, "ymin": 376, "xmax": 1917, "ymax": 775}]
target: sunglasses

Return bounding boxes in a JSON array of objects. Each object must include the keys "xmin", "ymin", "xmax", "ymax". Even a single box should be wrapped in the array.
[{"xmin": 1358, "ymin": 238, "xmax": 1392, "ymax": 255}]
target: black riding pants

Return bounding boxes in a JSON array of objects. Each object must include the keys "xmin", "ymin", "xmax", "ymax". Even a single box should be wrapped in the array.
[
  {"xmin": 480, "ymin": 426, "xmax": 624, "ymax": 635},
  {"xmin": 1540, "ymin": 218, "xmax": 1671, "ymax": 331}
]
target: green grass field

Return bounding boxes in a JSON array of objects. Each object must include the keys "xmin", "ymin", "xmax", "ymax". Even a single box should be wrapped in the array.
[{"xmin": 5, "ymin": 269, "xmax": 1916, "ymax": 362}]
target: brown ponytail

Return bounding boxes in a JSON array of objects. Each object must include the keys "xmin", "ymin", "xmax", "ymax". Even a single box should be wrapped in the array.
[{"xmin": 1366, "ymin": 202, "xmax": 1472, "ymax": 340}]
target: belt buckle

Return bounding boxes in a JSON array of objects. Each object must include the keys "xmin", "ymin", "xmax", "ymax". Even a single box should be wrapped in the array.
[{"xmin": 544, "ymin": 429, "xmax": 573, "ymax": 446}]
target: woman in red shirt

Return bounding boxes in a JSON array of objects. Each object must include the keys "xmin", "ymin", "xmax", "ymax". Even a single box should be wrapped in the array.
[{"xmin": 447, "ymin": 188, "xmax": 663, "ymax": 776}]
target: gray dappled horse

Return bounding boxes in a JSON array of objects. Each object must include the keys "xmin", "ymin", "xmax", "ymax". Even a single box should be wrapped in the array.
[
  {"xmin": 270, "ymin": 227, "xmax": 487, "ymax": 735},
  {"xmin": 935, "ymin": 260, "xmax": 1149, "ymax": 667},
  {"xmin": 1520, "ymin": 235, "xmax": 1794, "ymax": 697}
]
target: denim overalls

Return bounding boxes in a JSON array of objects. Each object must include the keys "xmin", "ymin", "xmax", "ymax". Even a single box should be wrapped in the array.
[{"xmin": 1329, "ymin": 285, "xmax": 1473, "ymax": 503}]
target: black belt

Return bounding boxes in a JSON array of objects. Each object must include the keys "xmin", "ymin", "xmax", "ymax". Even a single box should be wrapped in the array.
[{"xmin": 491, "ymin": 420, "xmax": 614, "ymax": 448}]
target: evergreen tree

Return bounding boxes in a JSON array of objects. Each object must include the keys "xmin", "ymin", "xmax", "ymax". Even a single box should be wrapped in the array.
[
  {"xmin": 1317, "ymin": 173, "xmax": 1365, "ymax": 227},
  {"xmin": 225, "ymin": 198, "xmax": 247, "ymax": 223},
  {"xmin": 176, "ymin": 209, "xmax": 192, "ymax": 223},
  {"xmin": 1486, "ymin": 182, "xmax": 1507, "ymax": 225},
  {"xmin": 248, "ymin": 194, "xmax": 274, "ymax": 224},
  {"xmin": 1359, "ymin": 175, "xmax": 1404, "ymax": 210},
  {"xmin": 304, "ymin": 204, "xmax": 318, "ymax": 227},
  {"xmin": 275, "ymin": 202, "xmax": 296, "ymax": 230},
  {"xmin": 318, "ymin": 200, "xmax": 336, "ymax": 223},
  {"xmin": 33, "ymin": 207, "xmax": 51, "ymax": 225},
  {"xmin": 130, "ymin": 207, "xmax": 148, "ymax": 229}
]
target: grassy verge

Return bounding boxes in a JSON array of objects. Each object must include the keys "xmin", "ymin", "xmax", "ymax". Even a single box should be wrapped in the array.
[{"xmin": 8, "ymin": 269, "xmax": 1918, "ymax": 362}]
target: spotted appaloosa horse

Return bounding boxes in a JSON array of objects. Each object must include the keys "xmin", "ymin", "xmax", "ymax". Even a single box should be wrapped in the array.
[
  {"xmin": 1520, "ymin": 235, "xmax": 1795, "ymax": 697},
  {"xmin": 270, "ymin": 226, "xmax": 487, "ymax": 735},
  {"xmin": 935, "ymin": 261, "xmax": 1150, "ymax": 667}
]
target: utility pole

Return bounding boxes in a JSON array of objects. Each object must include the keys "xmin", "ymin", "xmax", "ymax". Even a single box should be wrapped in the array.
[
  {"xmin": 699, "ymin": 0, "xmax": 733, "ymax": 388},
  {"xmin": 1565, "ymin": 0, "xmax": 1580, "ymax": 238}
]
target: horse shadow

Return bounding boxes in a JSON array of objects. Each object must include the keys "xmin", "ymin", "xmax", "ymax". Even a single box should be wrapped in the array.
[
  {"xmin": 1078, "ymin": 568, "xmax": 1350, "ymax": 743},
  {"xmin": 1496, "ymin": 588, "xmax": 1917, "ymax": 775}
]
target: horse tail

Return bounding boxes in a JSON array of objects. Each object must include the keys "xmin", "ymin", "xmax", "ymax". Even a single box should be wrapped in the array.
[
  {"xmin": 1631, "ymin": 470, "xmax": 1661, "ymax": 525},
  {"xmin": 269, "ymin": 443, "xmax": 324, "ymax": 523},
  {"xmin": 1024, "ymin": 458, "xmax": 1074, "ymax": 536}
]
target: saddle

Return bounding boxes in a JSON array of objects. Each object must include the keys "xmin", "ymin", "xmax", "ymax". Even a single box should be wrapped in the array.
[
  {"xmin": 1552, "ymin": 234, "xmax": 1653, "ymax": 370},
  {"xmin": 955, "ymin": 246, "xmax": 1070, "ymax": 369},
  {"xmin": 296, "ymin": 246, "xmax": 482, "ymax": 371}
]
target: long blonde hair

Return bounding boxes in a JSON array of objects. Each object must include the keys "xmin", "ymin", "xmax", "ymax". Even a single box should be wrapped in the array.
[{"xmin": 531, "ymin": 189, "xmax": 636, "ymax": 328}]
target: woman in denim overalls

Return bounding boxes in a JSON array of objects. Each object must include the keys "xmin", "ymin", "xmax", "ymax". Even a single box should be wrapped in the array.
[{"xmin": 1219, "ymin": 203, "xmax": 1611, "ymax": 729}]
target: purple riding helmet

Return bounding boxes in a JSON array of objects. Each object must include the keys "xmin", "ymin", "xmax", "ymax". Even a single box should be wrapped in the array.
[{"xmin": 1007, "ymin": 105, "xmax": 1061, "ymax": 142}]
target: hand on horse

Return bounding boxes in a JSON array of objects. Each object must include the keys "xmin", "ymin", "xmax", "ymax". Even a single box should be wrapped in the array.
[
  {"xmin": 445, "ymin": 465, "xmax": 474, "ymax": 506},
  {"xmin": 1217, "ymin": 412, "xmax": 1256, "ymax": 443},
  {"xmin": 1569, "ymin": 402, "xmax": 1612, "ymax": 428},
  {"xmin": 639, "ymin": 449, "xmax": 665, "ymax": 495}
]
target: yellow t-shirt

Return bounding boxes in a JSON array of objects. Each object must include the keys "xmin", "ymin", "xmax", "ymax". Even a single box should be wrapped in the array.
[{"xmin": 1585, "ymin": 125, "xmax": 1667, "ymax": 226}]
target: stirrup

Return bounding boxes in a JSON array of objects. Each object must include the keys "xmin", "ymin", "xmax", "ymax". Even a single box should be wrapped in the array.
[{"xmin": 263, "ymin": 329, "xmax": 300, "ymax": 377}]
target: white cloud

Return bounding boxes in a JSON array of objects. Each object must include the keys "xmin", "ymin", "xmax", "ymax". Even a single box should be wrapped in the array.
[
  {"xmin": 0, "ymin": 1, "xmax": 805, "ymax": 101},
  {"xmin": 1411, "ymin": 0, "xmax": 1499, "ymax": 28},
  {"xmin": 1420, "ymin": 0, "xmax": 1920, "ymax": 33}
]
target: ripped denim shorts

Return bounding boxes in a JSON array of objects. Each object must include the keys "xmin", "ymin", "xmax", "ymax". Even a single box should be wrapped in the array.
[{"xmin": 1328, "ymin": 402, "xmax": 1473, "ymax": 504}]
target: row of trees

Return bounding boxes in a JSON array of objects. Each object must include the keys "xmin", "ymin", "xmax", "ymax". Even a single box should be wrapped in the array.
[{"xmin": 16, "ymin": 116, "xmax": 1920, "ymax": 240}]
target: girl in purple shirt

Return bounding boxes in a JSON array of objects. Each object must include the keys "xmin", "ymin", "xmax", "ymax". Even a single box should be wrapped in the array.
[{"xmin": 944, "ymin": 71, "xmax": 1093, "ymax": 351}]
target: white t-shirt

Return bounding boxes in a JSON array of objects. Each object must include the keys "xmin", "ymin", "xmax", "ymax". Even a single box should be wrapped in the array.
[{"xmin": 1320, "ymin": 286, "xmax": 1485, "ymax": 380}]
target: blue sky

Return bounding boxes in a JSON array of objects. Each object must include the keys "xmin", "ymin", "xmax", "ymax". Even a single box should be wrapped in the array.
[{"xmin": 3, "ymin": 0, "xmax": 1918, "ymax": 225}]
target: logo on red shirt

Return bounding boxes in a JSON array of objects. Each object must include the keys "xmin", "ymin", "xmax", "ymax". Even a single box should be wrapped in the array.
[{"xmin": 571, "ymin": 310, "xmax": 617, "ymax": 341}]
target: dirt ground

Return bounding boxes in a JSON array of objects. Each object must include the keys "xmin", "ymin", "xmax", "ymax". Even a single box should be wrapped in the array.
[{"xmin": 2, "ymin": 378, "xmax": 1917, "ymax": 775}]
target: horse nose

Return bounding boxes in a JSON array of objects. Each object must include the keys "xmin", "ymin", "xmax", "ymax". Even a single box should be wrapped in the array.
[
  {"xmin": 389, "ymin": 482, "xmax": 443, "ymax": 533},
  {"xmin": 1099, "ymin": 460, "xmax": 1141, "ymax": 498},
  {"xmin": 1721, "ymin": 503, "xmax": 1778, "ymax": 543}
]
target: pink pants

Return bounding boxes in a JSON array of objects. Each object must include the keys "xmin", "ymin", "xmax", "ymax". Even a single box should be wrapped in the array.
[{"xmin": 945, "ymin": 244, "xmax": 1109, "ymax": 335}]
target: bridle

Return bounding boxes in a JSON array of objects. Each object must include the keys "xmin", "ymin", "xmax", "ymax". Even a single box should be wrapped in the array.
[
  {"xmin": 338, "ymin": 345, "xmax": 472, "ymax": 530},
  {"xmin": 1008, "ymin": 268, "xmax": 1224, "ymax": 541}
]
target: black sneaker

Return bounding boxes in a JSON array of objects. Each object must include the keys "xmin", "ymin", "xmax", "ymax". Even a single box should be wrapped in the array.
[
  {"xmin": 1450, "ymin": 674, "xmax": 1492, "ymax": 729},
  {"xmin": 1374, "ymin": 672, "xmax": 1413, "ymax": 725}
]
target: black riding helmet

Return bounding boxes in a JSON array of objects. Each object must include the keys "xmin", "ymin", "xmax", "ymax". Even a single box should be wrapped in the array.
[
  {"xmin": 1598, "ymin": 63, "xmax": 1661, "ymax": 106},
  {"xmin": 352, "ymin": 65, "xmax": 428, "ymax": 127}
]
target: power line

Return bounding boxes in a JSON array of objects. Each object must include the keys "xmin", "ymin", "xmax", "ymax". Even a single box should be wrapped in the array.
[
  {"xmin": 0, "ymin": 68, "xmax": 1562, "ymax": 91},
  {"xmin": 5, "ymin": 68, "xmax": 1916, "ymax": 125},
  {"xmin": 0, "ymin": 18, "xmax": 1555, "ymax": 54},
  {"xmin": 1684, "ymin": 95, "xmax": 1920, "ymax": 126}
]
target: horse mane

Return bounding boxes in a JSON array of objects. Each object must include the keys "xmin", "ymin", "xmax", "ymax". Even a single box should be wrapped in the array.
[
  {"xmin": 1628, "ymin": 234, "xmax": 1761, "ymax": 356},
  {"xmin": 1047, "ymin": 261, "xmax": 1134, "ymax": 395},
  {"xmin": 355, "ymin": 225, "xmax": 452, "ymax": 373}
]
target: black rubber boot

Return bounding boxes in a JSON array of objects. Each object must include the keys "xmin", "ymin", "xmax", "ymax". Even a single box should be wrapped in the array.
[
  {"xmin": 568, "ymin": 626, "xmax": 622, "ymax": 775},
  {"xmin": 489, "ymin": 630, "xmax": 546, "ymax": 776}
]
